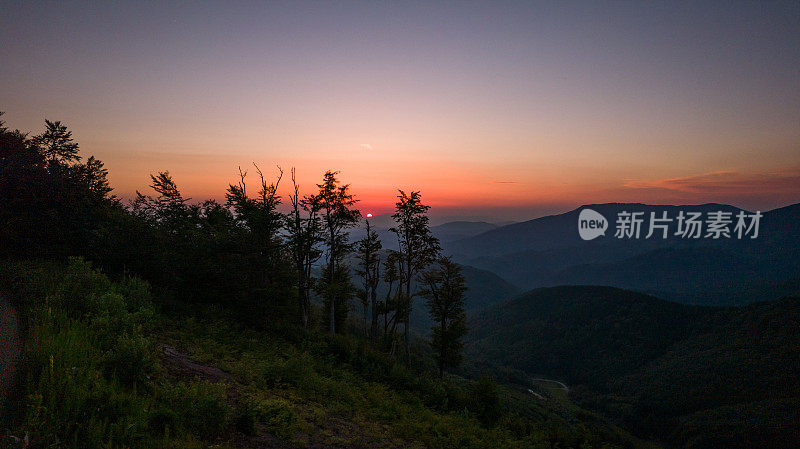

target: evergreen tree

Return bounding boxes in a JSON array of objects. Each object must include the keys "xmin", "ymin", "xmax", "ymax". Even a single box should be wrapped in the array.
[
  {"xmin": 132, "ymin": 171, "xmax": 191, "ymax": 229},
  {"xmin": 31, "ymin": 119, "xmax": 80, "ymax": 163},
  {"xmin": 80, "ymin": 156, "xmax": 113, "ymax": 198}
]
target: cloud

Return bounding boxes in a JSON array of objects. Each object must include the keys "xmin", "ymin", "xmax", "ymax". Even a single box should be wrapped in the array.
[
  {"xmin": 360, "ymin": 143, "xmax": 373, "ymax": 151},
  {"xmin": 623, "ymin": 167, "xmax": 800, "ymax": 195},
  {"xmin": 492, "ymin": 181, "xmax": 518, "ymax": 184}
]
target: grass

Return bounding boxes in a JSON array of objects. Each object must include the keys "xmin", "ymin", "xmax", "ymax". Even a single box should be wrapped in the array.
[
  {"xmin": 158, "ymin": 315, "xmax": 502, "ymax": 448},
  {"xmin": 1, "ymin": 258, "xmax": 648, "ymax": 448}
]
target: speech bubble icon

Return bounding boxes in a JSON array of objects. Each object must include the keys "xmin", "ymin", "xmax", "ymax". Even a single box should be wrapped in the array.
[{"xmin": 578, "ymin": 208, "xmax": 608, "ymax": 241}]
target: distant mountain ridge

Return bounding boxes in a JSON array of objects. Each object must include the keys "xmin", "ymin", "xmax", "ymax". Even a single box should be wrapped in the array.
[
  {"xmin": 444, "ymin": 202, "xmax": 800, "ymax": 305},
  {"xmin": 447, "ymin": 202, "xmax": 763, "ymax": 257},
  {"xmin": 430, "ymin": 221, "xmax": 498, "ymax": 242},
  {"xmin": 350, "ymin": 219, "xmax": 500, "ymax": 251}
]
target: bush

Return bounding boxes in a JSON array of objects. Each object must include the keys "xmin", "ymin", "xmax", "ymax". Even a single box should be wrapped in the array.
[
  {"xmin": 51, "ymin": 258, "xmax": 114, "ymax": 317},
  {"xmin": 102, "ymin": 332, "xmax": 156, "ymax": 386},
  {"xmin": 253, "ymin": 398, "xmax": 298, "ymax": 440},
  {"xmin": 113, "ymin": 276, "xmax": 154, "ymax": 313},
  {"xmin": 2, "ymin": 259, "xmax": 169, "ymax": 448},
  {"xmin": 233, "ymin": 399, "xmax": 258, "ymax": 436},
  {"xmin": 148, "ymin": 407, "xmax": 179, "ymax": 436},
  {"xmin": 470, "ymin": 376, "xmax": 503, "ymax": 427},
  {"xmin": 161, "ymin": 381, "xmax": 229, "ymax": 440},
  {"xmin": 326, "ymin": 334, "xmax": 355, "ymax": 363}
]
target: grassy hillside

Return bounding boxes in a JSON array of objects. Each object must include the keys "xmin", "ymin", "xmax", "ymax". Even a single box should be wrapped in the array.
[
  {"xmin": 465, "ymin": 286, "xmax": 800, "ymax": 448},
  {"xmin": 0, "ymin": 260, "xmax": 648, "ymax": 449}
]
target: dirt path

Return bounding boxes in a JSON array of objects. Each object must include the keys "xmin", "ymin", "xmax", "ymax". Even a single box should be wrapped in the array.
[
  {"xmin": 158, "ymin": 344, "xmax": 408, "ymax": 448},
  {"xmin": 0, "ymin": 296, "xmax": 21, "ymax": 420}
]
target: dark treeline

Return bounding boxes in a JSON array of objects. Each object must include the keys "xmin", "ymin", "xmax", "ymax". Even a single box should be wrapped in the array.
[{"xmin": 0, "ymin": 113, "xmax": 466, "ymax": 375}]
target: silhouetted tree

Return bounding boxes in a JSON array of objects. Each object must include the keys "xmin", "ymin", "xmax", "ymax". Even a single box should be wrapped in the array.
[
  {"xmin": 316, "ymin": 171, "xmax": 361, "ymax": 334},
  {"xmin": 31, "ymin": 119, "xmax": 80, "ymax": 163},
  {"xmin": 381, "ymin": 251, "xmax": 402, "ymax": 340},
  {"xmin": 286, "ymin": 168, "xmax": 323, "ymax": 329},
  {"xmin": 132, "ymin": 171, "xmax": 192, "ymax": 232},
  {"xmin": 80, "ymin": 156, "xmax": 113, "ymax": 198},
  {"xmin": 226, "ymin": 165, "xmax": 285, "ymax": 269},
  {"xmin": 130, "ymin": 171, "xmax": 197, "ymax": 295},
  {"xmin": 355, "ymin": 216, "xmax": 382, "ymax": 339},
  {"xmin": 1, "ymin": 115, "xmax": 117, "ymax": 261},
  {"xmin": 420, "ymin": 257, "xmax": 467, "ymax": 378},
  {"xmin": 390, "ymin": 190, "xmax": 440, "ymax": 360},
  {"xmin": 224, "ymin": 165, "xmax": 293, "ymax": 324}
]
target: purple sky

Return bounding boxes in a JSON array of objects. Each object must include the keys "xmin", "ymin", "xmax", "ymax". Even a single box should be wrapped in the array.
[{"xmin": 2, "ymin": 1, "xmax": 798, "ymax": 222}]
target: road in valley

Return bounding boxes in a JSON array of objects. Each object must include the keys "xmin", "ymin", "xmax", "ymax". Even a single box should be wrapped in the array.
[{"xmin": 530, "ymin": 378, "xmax": 569, "ymax": 392}]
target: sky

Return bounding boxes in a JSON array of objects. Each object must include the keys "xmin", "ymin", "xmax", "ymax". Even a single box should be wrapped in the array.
[{"xmin": 2, "ymin": 1, "xmax": 798, "ymax": 222}]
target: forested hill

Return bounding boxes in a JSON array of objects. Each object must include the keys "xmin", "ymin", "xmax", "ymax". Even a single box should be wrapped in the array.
[
  {"xmin": 465, "ymin": 285, "xmax": 800, "ymax": 448},
  {"xmin": 466, "ymin": 286, "xmax": 701, "ymax": 385}
]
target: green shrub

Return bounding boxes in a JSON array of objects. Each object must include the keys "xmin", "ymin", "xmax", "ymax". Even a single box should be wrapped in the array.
[
  {"xmin": 113, "ymin": 276, "xmax": 154, "ymax": 313},
  {"xmin": 20, "ymin": 309, "xmax": 152, "ymax": 448},
  {"xmin": 161, "ymin": 381, "xmax": 229, "ymax": 440},
  {"xmin": 326, "ymin": 334, "xmax": 354, "ymax": 363},
  {"xmin": 51, "ymin": 258, "xmax": 114, "ymax": 317},
  {"xmin": 3, "ymin": 259, "xmax": 170, "ymax": 448},
  {"xmin": 470, "ymin": 376, "xmax": 503, "ymax": 428},
  {"xmin": 233, "ymin": 399, "xmax": 258, "ymax": 436},
  {"xmin": 253, "ymin": 398, "xmax": 298, "ymax": 440},
  {"xmin": 387, "ymin": 362, "xmax": 415, "ymax": 390},
  {"xmin": 148, "ymin": 407, "xmax": 179, "ymax": 437},
  {"xmin": 102, "ymin": 332, "xmax": 155, "ymax": 386},
  {"xmin": 279, "ymin": 353, "xmax": 315, "ymax": 386}
]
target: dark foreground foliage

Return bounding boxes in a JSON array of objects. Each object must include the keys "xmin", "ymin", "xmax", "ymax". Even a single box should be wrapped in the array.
[{"xmin": 0, "ymin": 260, "xmax": 643, "ymax": 448}]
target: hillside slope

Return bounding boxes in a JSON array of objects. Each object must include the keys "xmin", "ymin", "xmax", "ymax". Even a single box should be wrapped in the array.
[
  {"xmin": 465, "ymin": 286, "xmax": 800, "ymax": 447},
  {"xmin": 466, "ymin": 286, "xmax": 697, "ymax": 385},
  {"xmin": 1, "ymin": 260, "xmax": 647, "ymax": 449}
]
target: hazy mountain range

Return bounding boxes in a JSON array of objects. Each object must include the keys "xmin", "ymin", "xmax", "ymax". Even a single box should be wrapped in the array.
[
  {"xmin": 441, "ymin": 202, "xmax": 800, "ymax": 305},
  {"xmin": 350, "ymin": 218, "xmax": 502, "ymax": 251}
]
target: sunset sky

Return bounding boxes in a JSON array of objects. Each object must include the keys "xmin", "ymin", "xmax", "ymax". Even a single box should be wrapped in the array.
[{"xmin": 2, "ymin": 1, "xmax": 798, "ymax": 222}]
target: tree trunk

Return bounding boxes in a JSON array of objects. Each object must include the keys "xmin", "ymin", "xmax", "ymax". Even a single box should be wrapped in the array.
[
  {"xmin": 439, "ymin": 320, "xmax": 446, "ymax": 378},
  {"xmin": 370, "ymin": 288, "xmax": 378, "ymax": 341},
  {"xmin": 404, "ymin": 317, "xmax": 410, "ymax": 362},
  {"xmin": 404, "ymin": 279, "xmax": 411, "ymax": 362},
  {"xmin": 298, "ymin": 270, "xmax": 307, "ymax": 328},
  {"xmin": 329, "ymin": 296, "xmax": 336, "ymax": 335}
]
